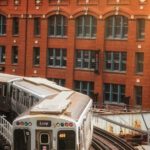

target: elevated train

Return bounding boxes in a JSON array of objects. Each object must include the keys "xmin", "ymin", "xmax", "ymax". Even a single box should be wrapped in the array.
[
  {"xmin": 0, "ymin": 73, "xmax": 93, "ymax": 150},
  {"xmin": 0, "ymin": 73, "xmax": 65, "ymax": 115}
]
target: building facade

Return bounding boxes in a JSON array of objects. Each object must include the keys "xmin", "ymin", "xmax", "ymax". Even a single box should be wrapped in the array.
[{"xmin": 0, "ymin": 0, "xmax": 150, "ymax": 109}]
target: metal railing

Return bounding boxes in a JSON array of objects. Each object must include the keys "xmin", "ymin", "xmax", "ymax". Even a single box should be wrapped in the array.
[{"xmin": 0, "ymin": 116, "xmax": 12, "ymax": 145}]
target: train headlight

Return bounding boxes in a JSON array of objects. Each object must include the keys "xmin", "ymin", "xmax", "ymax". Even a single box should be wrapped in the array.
[{"xmin": 59, "ymin": 133, "xmax": 66, "ymax": 138}]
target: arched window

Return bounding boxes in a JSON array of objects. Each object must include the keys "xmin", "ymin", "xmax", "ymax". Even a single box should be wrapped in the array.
[
  {"xmin": 76, "ymin": 15, "xmax": 97, "ymax": 38},
  {"xmin": 0, "ymin": 14, "xmax": 6, "ymax": 35},
  {"xmin": 48, "ymin": 15, "xmax": 67, "ymax": 37},
  {"xmin": 106, "ymin": 15, "xmax": 128, "ymax": 39}
]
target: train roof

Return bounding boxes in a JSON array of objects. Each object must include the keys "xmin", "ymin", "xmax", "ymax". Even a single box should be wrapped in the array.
[
  {"xmin": 0, "ymin": 73, "xmax": 22, "ymax": 83},
  {"xmin": 13, "ymin": 78, "xmax": 60, "ymax": 98},
  {"xmin": 30, "ymin": 91, "xmax": 92, "ymax": 121},
  {"xmin": 24, "ymin": 77, "xmax": 69, "ymax": 91}
]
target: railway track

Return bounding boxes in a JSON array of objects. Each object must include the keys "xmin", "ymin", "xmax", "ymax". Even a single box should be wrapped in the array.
[{"xmin": 91, "ymin": 126, "xmax": 136, "ymax": 150}]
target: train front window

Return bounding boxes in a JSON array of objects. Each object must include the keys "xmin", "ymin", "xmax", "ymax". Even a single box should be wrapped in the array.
[
  {"xmin": 40, "ymin": 133, "xmax": 49, "ymax": 144},
  {"xmin": 58, "ymin": 130, "xmax": 75, "ymax": 150},
  {"xmin": 14, "ymin": 129, "xmax": 31, "ymax": 150}
]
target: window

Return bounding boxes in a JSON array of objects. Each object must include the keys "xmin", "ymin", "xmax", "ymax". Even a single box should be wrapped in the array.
[
  {"xmin": 12, "ymin": 17, "xmax": 19, "ymax": 35},
  {"xmin": 76, "ymin": 50, "xmax": 99, "ymax": 70},
  {"xmin": 106, "ymin": 15, "xmax": 128, "ymax": 39},
  {"xmin": 135, "ymin": 86, "xmax": 142, "ymax": 105},
  {"xmin": 137, "ymin": 19, "xmax": 145, "ymax": 40},
  {"xmin": 48, "ymin": 15, "xmax": 67, "ymax": 37},
  {"xmin": 47, "ymin": 48, "xmax": 67, "ymax": 67},
  {"xmin": 34, "ymin": 17, "xmax": 40, "ymax": 36},
  {"xmin": 33, "ymin": 47, "xmax": 40, "ymax": 66},
  {"xmin": 104, "ymin": 52, "xmax": 127, "ymax": 72},
  {"xmin": 0, "ymin": 46, "xmax": 5, "ymax": 64},
  {"xmin": 76, "ymin": 15, "xmax": 97, "ymax": 38},
  {"xmin": 12, "ymin": 46, "xmax": 18, "ymax": 64},
  {"xmin": 49, "ymin": 78, "xmax": 65, "ymax": 86},
  {"xmin": 135, "ymin": 52, "xmax": 144, "ymax": 73},
  {"xmin": 74, "ymin": 81, "xmax": 94, "ymax": 98},
  {"xmin": 104, "ymin": 83, "xmax": 125, "ymax": 103},
  {"xmin": 58, "ymin": 130, "xmax": 75, "ymax": 150},
  {"xmin": 0, "ymin": 15, "xmax": 6, "ymax": 35},
  {"xmin": 14, "ymin": 129, "xmax": 31, "ymax": 150}
]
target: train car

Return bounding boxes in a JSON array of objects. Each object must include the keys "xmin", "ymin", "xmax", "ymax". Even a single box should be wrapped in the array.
[
  {"xmin": 12, "ymin": 89, "xmax": 93, "ymax": 150},
  {"xmin": 0, "ymin": 73, "xmax": 70, "ymax": 119},
  {"xmin": 0, "ymin": 73, "xmax": 22, "ymax": 112},
  {"xmin": 11, "ymin": 77, "xmax": 64, "ymax": 115}
]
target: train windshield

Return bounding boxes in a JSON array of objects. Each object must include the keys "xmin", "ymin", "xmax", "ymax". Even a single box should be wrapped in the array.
[
  {"xmin": 57, "ymin": 130, "xmax": 75, "ymax": 150},
  {"xmin": 14, "ymin": 129, "xmax": 31, "ymax": 150}
]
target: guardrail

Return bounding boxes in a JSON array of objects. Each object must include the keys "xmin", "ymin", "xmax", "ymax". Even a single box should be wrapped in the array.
[{"xmin": 0, "ymin": 116, "xmax": 12, "ymax": 145}]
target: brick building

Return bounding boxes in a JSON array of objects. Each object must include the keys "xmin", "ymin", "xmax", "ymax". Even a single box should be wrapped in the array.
[{"xmin": 0, "ymin": 0, "xmax": 150, "ymax": 109}]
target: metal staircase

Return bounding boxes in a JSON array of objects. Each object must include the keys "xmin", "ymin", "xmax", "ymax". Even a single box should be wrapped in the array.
[{"xmin": 0, "ymin": 116, "xmax": 12, "ymax": 150}]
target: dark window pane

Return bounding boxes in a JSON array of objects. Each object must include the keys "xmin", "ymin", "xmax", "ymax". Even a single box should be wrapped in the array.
[
  {"xmin": 12, "ymin": 17, "xmax": 19, "ymax": 35},
  {"xmin": 33, "ymin": 47, "xmax": 40, "ymax": 66},
  {"xmin": 34, "ymin": 17, "xmax": 40, "ymax": 35},
  {"xmin": 48, "ymin": 15, "xmax": 67, "ymax": 37},
  {"xmin": 76, "ymin": 15, "xmax": 96, "ymax": 38},
  {"xmin": 106, "ymin": 15, "xmax": 128, "ymax": 39},
  {"xmin": 12, "ymin": 46, "xmax": 18, "ymax": 64}
]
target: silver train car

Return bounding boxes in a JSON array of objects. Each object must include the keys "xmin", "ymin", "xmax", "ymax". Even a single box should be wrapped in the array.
[
  {"xmin": 12, "ymin": 86, "xmax": 93, "ymax": 150},
  {"xmin": 0, "ymin": 73, "xmax": 65, "ymax": 116}
]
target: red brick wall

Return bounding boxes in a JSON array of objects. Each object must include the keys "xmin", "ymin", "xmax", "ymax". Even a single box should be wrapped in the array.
[{"xmin": 0, "ymin": 0, "xmax": 150, "ymax": 109}]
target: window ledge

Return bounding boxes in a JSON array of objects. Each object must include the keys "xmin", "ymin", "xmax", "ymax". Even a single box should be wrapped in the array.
[
  {"xmin": 12, "ymin": 64, "xmax": 18, "ymax": 66},
  {"xmin": 12, "ymin": 34, "xmax": 19, "ymax": 37},
  {"xmin": 47, "ymin": 66, "xmax": 66, "ymax": 69},
  {"xmin": 105, "ymin": 38, "xmax": 128, "ymax": 41},
  {"xmin": 76, "ymin": 37, "xmax": 96, "ymax": 40},
  {"xmin": 104, "ymin": 101, "xmax": 126, "ymax": 106},
  {"xmin": 75, "ymin": 68, "xmax": 95, "ymax": 72},
  {"xmin": 33, "ymin": 65, "xmax": 40, "ymax": 68},
  {"xmin": 136, "ymin": 39, "xmax": 145, "ymax": 42},
  {"xmin": 104, "ymin": 70, "xmax": 127, "ymax": 74},
  {"xmin": 48, "ymin": 36, "xmax": 67, "ymax": 39},
  {"xmin": 0, "ymin": 34, "xmax": 6, "ymax": 37},
  {"xmin": 135, "ymin": 73, "xmax": 143, "ymax": 76}
]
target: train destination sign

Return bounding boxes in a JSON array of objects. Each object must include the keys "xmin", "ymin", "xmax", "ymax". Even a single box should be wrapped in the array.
[{"xmin": 37, "ymin": 120, "xmax": 51, "ymax": 127}]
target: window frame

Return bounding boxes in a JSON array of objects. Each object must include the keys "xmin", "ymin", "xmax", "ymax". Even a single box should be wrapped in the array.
[
  {"xmin": 75, "ymin": 49, "xmax": 98, "ymax": 70},
  {"xmin": 47, "ymin": 48, "xmax": 67, "ymax": 68},
  {"xmin": 12, "ymin": 46, "xmax": 18, "ymax": 64},
  {"xmin": 103, "ymin": 83, "xmax": 125, "ymax": 103},
  {"xmin": 106, "ymin": 15, "xmax": 128, "ymax": 40},
  {"xmin": 12, "ymin": 17, "xmax": 19, "ymax": 35},
  {"xmin": 48, "ymin": 15, "xmax": 67, "ymax": 37},
  {"xmin": 135, "ymin": 52, "xmax": 144, "ymax": 74},
  {"xmin": 74, "ymin": 80, "xmax": 94, "ymax": 98},
  {"xmin": 34, "ymin": 17, "xmax": 41, "ymax": 36},
  {"xmin": 136, "ymin": 18, "xmax": 145, "ymax": 40},
  {"xmin": 104, "ymin": 51, "xmax": 127, "ymax": 72},
  {"xmin": 0, "ymin": 46, "xmax": 5, "ymax": 64},
  {"xmin": 76, "ymin": 15, "xmax": 97, "ymax": 39},
  {"xmin": 134, "ymin": 86, "xmax": 142, "ymax": 106},
  {"xmin": 33, "ymin": 47, "xmax": 40, "ymax": 66},
  {"xmin": 0, "ymin": 15, "xmax": 6, "ymax": 35}
]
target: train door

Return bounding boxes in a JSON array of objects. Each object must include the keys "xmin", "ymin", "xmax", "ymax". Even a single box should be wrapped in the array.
[
  {"xmin": 36, "ymin": 130, "xmax": 52, "ymax": 150},
  {"xmin": 13, "ymin": 129, "xmax": 31, "ymax": 150}
]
